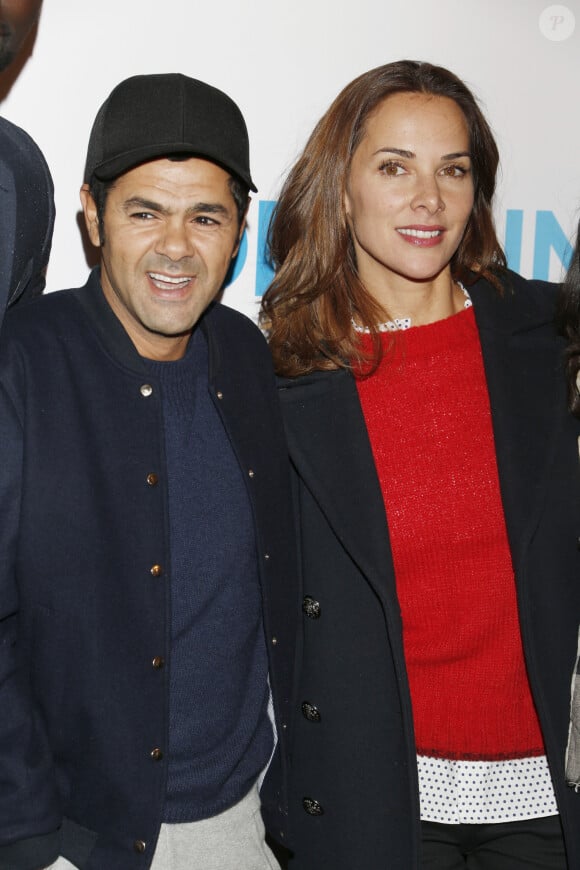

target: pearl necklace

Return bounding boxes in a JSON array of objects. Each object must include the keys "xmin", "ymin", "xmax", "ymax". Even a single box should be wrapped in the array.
[{"xmin": 351, "ymin": 282, "xmax": 472, "ymax": 334}]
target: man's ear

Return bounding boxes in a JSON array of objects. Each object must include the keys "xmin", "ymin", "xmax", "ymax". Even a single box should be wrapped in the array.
[{"xmin": 79, "ymin": 184, "xmax": 102, "ymax": 248}]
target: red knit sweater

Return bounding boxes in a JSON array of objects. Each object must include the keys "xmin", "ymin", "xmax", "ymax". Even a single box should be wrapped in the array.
[{"xmin": 355, "ymin": 307, "xmax": 545, "ymax": 760}]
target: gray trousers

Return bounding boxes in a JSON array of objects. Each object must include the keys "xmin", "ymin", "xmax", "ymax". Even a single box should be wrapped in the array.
[{"xmin": 47, "ymin": 783, "xmax": 280, "ymax": 870}]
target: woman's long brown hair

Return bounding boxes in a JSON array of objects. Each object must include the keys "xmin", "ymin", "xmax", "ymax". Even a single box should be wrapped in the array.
[{"xmin": 260, "ymin": 60, "xmax": 506, "ymax": 377}]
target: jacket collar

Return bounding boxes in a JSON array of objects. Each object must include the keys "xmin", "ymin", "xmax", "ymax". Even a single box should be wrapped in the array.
[
  {"xmin": 74, "ymin": 267, "xmax": 221, "ymax": 379},
  {"xmin": 279, "ymin": 365, "xmax": 397, "ymax": 604}
]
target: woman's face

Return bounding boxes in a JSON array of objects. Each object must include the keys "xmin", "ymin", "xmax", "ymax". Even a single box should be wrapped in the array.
[{"xmin": 344, "ymin": 91, "xmax": 474, "ymax": 298}]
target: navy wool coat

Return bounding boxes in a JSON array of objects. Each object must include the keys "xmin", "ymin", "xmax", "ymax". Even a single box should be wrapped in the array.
[{"xmin": 279, "ymin": 273, "xmax": 580, "ymax": 869}]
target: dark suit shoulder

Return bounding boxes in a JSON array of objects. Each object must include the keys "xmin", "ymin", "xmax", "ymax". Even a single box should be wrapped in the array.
[
  {"xmin": 470, "ymin": 270, "xmax": 559, "ymax": 335},
  {"xmin": 503, "ymin": 269, "xmax": 558, "ymax": 310},
  {"xmin": 208, "ymin": 300, "xmax": 264, "ymax": 336},
  {"xmin": 206, "ymin": 301, "xmax": 271, "ymax": 362},
  {"xmin": 0, "ymin": 286, "xmax": 86, "ymax": 352}
]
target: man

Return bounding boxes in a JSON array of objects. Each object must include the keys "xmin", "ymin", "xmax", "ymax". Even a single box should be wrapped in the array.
[
  {"xmin": 0, "ymin": 114, "xmax": 54, "ymax": 328},
  {"xmin": 0, "ymin": 0, "xmax": 53, "ymax": 330},
  {"xmin": 0, "ymin": 0, "xmax": 42, "ymax": 72},
  {"xmin": 0, "ymin": 73, "xmax": 296, "ymax": 870}
]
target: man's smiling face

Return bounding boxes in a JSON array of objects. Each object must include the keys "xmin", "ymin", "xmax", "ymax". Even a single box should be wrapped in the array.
[{"xmin": 81, "ymin": 156, "xmax": 245, "ymax": 361}]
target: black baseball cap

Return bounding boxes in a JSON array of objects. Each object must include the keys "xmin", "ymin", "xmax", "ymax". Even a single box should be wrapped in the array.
[{"xmin": 83, "ymin": 73, "xmax": 257, "ymax": 191}]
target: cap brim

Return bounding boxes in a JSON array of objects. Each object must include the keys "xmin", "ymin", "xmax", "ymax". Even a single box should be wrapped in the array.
[{"xmin": 91, "ymin": 143, "xmax": 257, "ymax": 192}]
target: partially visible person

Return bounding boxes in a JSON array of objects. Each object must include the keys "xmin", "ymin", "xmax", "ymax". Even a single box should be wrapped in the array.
[
  {"xmin": 0, "ymin": 114, "xmax": 54, "ymax": 327},
  {"xmin": 0, "ymin": 0, "xmax": 52, "ymax": 329},
  {"xmin": 557, "ymin": 222, "xmax": 580, "ymax": 800},
  {"xmin": 0, "ymin": 0, "xmax": 42, "ymax": 72},
  {"xmin": 262, "ymin": 60, "xmax": 580, "ymax": 869},
  {"xmin": 558, "ymin": 220, "xmax": 580, "ymax": 414},
  {"xmin": 0, "ymin": 73, "xmax": 295, "ymax": 870}
]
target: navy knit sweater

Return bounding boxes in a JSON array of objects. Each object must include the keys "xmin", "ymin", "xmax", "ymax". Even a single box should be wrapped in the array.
[{"xmin": 146, "ymin": 327, "xmax": 273, "ymax": 822}]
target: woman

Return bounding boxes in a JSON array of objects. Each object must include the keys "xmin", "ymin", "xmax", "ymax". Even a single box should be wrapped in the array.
[{"xmin": 261, "ymin": 61, "xmax": 580, "ymax": 869}]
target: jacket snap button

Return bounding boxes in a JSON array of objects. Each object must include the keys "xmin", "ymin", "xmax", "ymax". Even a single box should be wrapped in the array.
[
  {"xmin": 140, "ymin": 384, "xmax": 153, "ymax": 398},
  {"xmin": 150, "ymin": 564, "xmax": 163, "ymax": 577},
  {"xmin": 303, "ymin": 797, "xmax": 324, "ymax": 816},
  {"xmin": 134, "ymin": 840, "xmax": 147, "ymax": 853},
  {"xmin": 216, "ymin": 390, "xmax": 224, "ymax": 399},
  {"xmin": 302, "ymin": 596, "xmax": 321, "ymax": 619},
  {"xmin": 146, "ymin": 473, "xmax": 158, "ymax": 486},
  {"xmin": 302, "ymin": 701, "xmax": 321, "ymax": 722},
  {"xmin": 152, "ymin": 656, "xmax": 165, "ymax": 669},
  {"xmin": 150, "ymin": 748, "xmax": 163, "ymax": 761}
]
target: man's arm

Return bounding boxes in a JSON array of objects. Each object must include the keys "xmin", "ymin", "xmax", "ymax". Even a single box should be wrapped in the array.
[{"xmin": 0, "ymin": 378, "xmax": 61, "ymax": 870}]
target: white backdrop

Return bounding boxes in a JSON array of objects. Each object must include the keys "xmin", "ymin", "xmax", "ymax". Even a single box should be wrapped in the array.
[{"xmin": 1, "ymin": 0, "xmax": 578, "ymax": 321}]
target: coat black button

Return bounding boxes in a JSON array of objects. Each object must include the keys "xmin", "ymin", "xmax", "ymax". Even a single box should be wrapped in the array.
[
  {"xmin": 303, "ymin": 797, "xmax": 324, "ymax": 816},
  {"xmin": 134, "ymin": 840, "xmax": 146, "ymax": 853},
  {"xmin": 302, "ymin": 596, "xmax": 321, "ymax": 619},
  {"xmin": 302, "ymin": 701, "xmax": 321, "ymax": 722}
]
